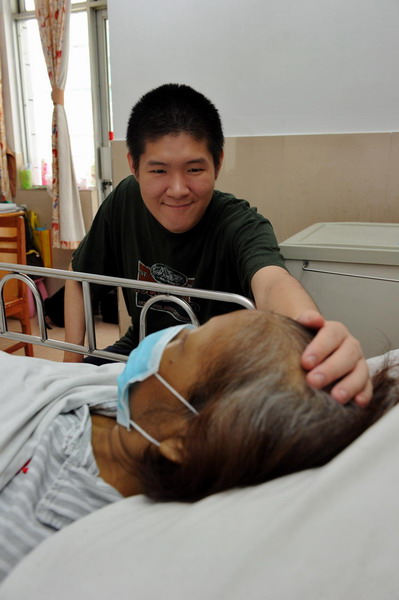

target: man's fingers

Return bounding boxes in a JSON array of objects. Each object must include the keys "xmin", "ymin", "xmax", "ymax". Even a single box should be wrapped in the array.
[
  {"xmin": 301, "ymin": 320, "xmax": 372, "ymax": 405},
  {"xmin": 301, "ymin": 321, "xmax": 350, "ymax": 372},
  {"xmin": 295, "ymin": 310, "xmax": 325, "ymax": 331},
  {"xmin": 330, "ymin": 359, "xmax": 373, "ymax": 406}
]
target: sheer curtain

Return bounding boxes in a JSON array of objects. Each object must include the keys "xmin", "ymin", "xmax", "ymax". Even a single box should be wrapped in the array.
[
  {"xmin": 0, "ymin": 58, "xmax": 11, "ymax": 203},
  {"xmin": 35, "ymin": 0, "xmax": 85, "ymax": 249}
]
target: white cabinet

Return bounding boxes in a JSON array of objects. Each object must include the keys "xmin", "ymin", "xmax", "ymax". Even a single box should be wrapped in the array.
[{"xmin": 280, "ymin": 222, "xmax": 399, "ymax": 358}]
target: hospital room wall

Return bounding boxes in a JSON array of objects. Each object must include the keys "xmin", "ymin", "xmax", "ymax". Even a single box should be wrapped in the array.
[{"xmin": 107, "ymin": 0, "xmax": 399, "ymax": 242}]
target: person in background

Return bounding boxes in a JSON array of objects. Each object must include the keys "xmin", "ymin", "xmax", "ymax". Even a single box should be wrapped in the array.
[{"xmin": 64, "ymin": 83, "xmax": 371, "ymax": 406}]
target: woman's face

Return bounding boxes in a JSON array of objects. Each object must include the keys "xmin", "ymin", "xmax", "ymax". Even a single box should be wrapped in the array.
[
  {"xmin": 127, "ymin": 310, "xmax": 265, "ymax": 447},
  {"xmin": 159, "ymin": 310, "xmax": 263, "ymax": 395}
]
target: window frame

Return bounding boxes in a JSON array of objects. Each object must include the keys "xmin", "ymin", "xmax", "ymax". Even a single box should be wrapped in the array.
[{"xmin": 11, "ymin": 0, "xmax": 112, "ymax": 200}]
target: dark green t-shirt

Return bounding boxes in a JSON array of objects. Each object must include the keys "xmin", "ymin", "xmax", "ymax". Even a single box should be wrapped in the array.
[{"xmin": 72, "ymin": 176, "xmax": 286, "ymax": 350}]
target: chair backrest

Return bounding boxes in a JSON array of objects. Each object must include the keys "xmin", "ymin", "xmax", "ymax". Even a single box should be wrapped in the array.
[{"xmin": 0, "ymin": 212, "xmax": 27, "ymax": 303}]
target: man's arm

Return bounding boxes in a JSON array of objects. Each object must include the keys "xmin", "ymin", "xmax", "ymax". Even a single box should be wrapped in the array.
[
  {"xmin": 251, "ymin": 265, "xmax": 372, "ymax": 406},
  {"xmin": 251, "ymin": 265, "xmax": 318, "ymax": 317},
  {"xmin": 63, "ymin": 264, "xmax": 86, "ymax": 363}
]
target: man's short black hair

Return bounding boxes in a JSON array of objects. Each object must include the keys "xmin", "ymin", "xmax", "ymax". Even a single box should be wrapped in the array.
[{"xmin": 126, "ymin": 83, "xmax": 224, "ymax": 172}]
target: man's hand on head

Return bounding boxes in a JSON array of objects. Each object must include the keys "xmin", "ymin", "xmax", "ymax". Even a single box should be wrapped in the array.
[{"xmin": 297, "ymin": 310, "xmax": 372, "ymax": 407}]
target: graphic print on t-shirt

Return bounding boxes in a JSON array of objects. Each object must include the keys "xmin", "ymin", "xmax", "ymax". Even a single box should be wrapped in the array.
[{"xmin": 136, "ymin": 260, "xmax": 198, "ymax": 322}]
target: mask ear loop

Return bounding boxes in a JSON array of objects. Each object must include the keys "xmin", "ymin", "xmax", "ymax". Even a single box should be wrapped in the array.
[
  {"xmin": 128, "ymin": 420, "xmax": 161, "ymax": 447},
  {"xmin": 126, "ymin": 371, "xmax": 199, "ymax": 449},
  {"xmin": 155, "ymin": 373, "xmax": 199, "ymax": 416}
]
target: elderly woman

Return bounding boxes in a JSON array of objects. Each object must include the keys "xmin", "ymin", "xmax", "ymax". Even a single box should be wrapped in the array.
[
  {"xmin": 110, "ymin": 309, "xmax": 397, "ymax": 501},
  {"xmin": 0, "ymin": 310, "xmax": 396, "ymax": 580}
]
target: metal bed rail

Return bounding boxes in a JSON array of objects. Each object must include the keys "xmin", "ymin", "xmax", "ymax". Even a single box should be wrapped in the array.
[{"xmin": 0, "ymin": 263, "xmax": 255, "ymax": 362}]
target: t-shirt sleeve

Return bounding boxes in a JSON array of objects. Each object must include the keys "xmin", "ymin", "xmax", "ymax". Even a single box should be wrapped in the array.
[
  {"xmin": 72, "ymin": 194, "xmax": 118, "ymax": 277},
  {"xmin": 224, "ymin": 203, "xmax": 287, "ymax": 296}
]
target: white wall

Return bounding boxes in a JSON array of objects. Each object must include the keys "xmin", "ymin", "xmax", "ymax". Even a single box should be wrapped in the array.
[{"xmin": 108, "ymin": 0, "xmax": 399, "ymax": 140}]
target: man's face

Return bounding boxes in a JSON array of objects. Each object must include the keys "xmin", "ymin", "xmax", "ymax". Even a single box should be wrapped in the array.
[{"xmin": 128, "ymin": 133, "xmax": 223, "ymax": 234}]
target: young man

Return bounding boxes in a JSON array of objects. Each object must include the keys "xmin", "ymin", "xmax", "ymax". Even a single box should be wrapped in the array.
[{"xmin": 64, "ymin": 83, "xmax": 371, "ymax": 406}]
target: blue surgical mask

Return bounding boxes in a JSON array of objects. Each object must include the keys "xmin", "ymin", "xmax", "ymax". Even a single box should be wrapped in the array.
[{"xmin": 117, "ymin": 324, "xmax": 198, "ymax": 447}]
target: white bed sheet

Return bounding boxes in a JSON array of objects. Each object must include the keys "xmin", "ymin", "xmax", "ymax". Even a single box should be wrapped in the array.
[
  {"xmin": 1, "ymin": 352, "xmax": 399, "ymax": 599},
  {"xmin": 0, "ymin": 352, "xmax": 123, "ymax": 491}
]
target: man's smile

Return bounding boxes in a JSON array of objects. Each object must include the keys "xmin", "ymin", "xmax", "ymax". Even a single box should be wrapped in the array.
[{"xmin": 162, "ymin": 201, "xmax": 194, "ymax": 209}]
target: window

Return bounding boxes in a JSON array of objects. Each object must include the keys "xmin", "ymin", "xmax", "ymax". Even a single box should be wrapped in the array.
[{"xmin": 13, "ymin": 0, "xmax": 112, "ymax": 198}]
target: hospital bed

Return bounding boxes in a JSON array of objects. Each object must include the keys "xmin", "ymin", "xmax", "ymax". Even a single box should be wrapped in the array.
[{"xmin": 0, "ymin": 265, "xmax": 398, "ymax": 599}]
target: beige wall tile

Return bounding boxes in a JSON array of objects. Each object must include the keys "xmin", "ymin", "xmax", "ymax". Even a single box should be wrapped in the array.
[
  {"xmin": 387, "ymin": 132, "xmax": 399, "ymax": 212},
  {"xmin": 281, "ymin": 133, "xmax": 395, "ymax": 240},
  {"xmin": 217, "ymin": 136, "xmax": 285, "ymax": 238},
  {"xmin": 111, "ymin": 140, "xmax": 130, "ymax": 186},
  {"xmin": 217, "ymin": 133, "xmax": 399, "ymax": 241}
]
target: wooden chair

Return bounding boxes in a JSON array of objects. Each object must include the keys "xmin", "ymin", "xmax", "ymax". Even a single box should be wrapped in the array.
[{"xmin": 0, "ymin": 211, "xmax": 34, "ymax": 356}]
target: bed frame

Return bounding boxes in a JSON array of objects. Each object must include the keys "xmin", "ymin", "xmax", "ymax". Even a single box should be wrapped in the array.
[{"xmin": 0, "ymin": 263, "xmax": 255, "ymax": 362}]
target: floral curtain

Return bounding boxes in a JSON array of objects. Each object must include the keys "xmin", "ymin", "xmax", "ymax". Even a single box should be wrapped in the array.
[
  {"xmin": 35, "ymin": 0, "xmax": 85, "ymax": 249},
  {"xmin": 0, "ymin": 57, "xmax": 11, "ymax": 203}
]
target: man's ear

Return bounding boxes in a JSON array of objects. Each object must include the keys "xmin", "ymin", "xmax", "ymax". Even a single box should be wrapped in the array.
[
  {"xmin": 215, "ymin": 150, "xmax": 224, "ymax": 179},
  {"xmin": 127, "ymin": 152, "xmax": 138, "ymax": 179},
  {"xmin": 159, "ymin": 437, "xmax": 185, "ymax": 464}
]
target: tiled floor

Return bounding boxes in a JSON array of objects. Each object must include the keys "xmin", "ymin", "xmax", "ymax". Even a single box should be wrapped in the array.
[{"xmin": 0, "ymin": 315, "xmax": 119, "ymax": 362}]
